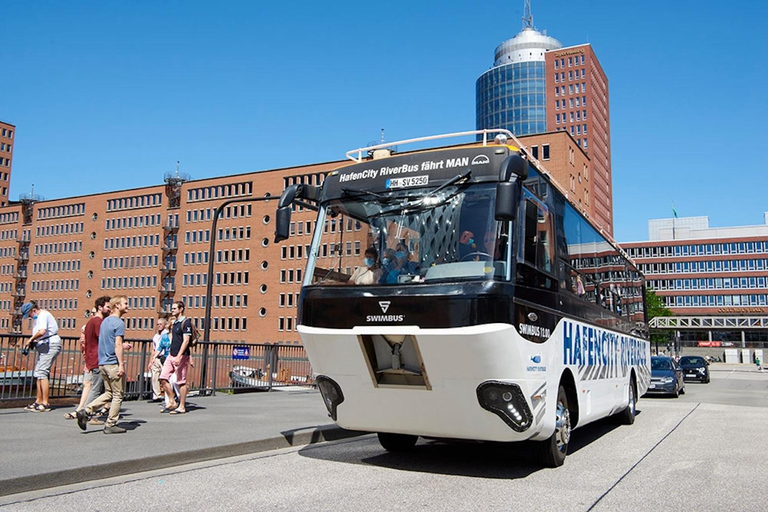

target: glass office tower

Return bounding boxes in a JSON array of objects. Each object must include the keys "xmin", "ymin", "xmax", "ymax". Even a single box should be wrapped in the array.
[{"xmin": 476, "ymin": 28, "xmax": 561, "ymax": 136}]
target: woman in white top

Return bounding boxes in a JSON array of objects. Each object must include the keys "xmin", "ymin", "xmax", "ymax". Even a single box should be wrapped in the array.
[{"xmin": 348, "ymin": 247, "xmax": 383, "ymax": 285}]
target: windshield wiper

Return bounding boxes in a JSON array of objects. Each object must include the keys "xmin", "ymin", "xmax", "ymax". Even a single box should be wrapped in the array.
[{"xmin": 371, "ymin": 171, "xmax": 472, "ymax": 217}]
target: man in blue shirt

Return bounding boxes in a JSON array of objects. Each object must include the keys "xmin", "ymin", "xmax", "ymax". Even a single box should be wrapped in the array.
[{"xmin": 77, "ymin": 295, "xmax": 130, "ymax": 434}]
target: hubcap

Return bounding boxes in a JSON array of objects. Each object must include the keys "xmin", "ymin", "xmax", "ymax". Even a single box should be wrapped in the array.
[
  {"xmin": 554, "ymin": 400, "xmax": 571, "ymax": 451},
  {"xmin": 629, "ymin": 385, "xmax": 635, "ymax": 415}
]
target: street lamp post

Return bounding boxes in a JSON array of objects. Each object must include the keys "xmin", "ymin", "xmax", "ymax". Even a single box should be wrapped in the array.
[{"xmin": 200, "ymin": 195, "xmax": 316, "ymax": 393}]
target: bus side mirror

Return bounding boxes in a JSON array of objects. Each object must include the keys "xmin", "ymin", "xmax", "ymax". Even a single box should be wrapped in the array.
[
  {"xmin": 495, "ymin": 181, "xmax": 519, "ymax": 221},
  {"xmin": 274, "ymin": 184, "xmax": 321, "ymax": 242},
  {"xmin": 495, "ymin": 154, "xmax": 528, "ymax": 221}
]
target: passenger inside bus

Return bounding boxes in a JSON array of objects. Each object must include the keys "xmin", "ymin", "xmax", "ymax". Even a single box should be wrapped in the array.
[
  {"xmin": 380, "ymin": 243, "xmax": 420, "ymax": 284},
  {"xmin": 348, "ymin": 246, "xmax": 382, "ymax": 285}
]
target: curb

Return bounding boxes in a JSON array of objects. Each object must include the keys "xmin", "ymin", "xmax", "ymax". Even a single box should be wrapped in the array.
[{"xmin": 0, "ymin": 425, "xmax": 365, "ymax": 498}]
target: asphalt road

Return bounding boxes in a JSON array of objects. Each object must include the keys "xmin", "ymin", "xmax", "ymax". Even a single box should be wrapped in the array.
[{"xmin": 3, "ymin": 366, "xmax": 767, "ymax": 511}]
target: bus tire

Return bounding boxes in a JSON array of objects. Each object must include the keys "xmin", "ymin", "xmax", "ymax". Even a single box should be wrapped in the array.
[
  {"xmin": 617, "ymin": 377, "xmax": 636, "ymax": 425},
  {"xmin": 539, "ymin": 385, "xmax": 570, "ymax": 467},
  {"xmin": 377, "ymin": 432, "xmax": 418, "ymax": 452}
]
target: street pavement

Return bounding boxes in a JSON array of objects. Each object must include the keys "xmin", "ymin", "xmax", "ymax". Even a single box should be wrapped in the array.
[
  {"xmin": 0, "ymin": 387, "xmax": 359, "ymax": 498},
  {"xmin": 0, "ymin": 363, "xmax": 763, "ymax": 502}
]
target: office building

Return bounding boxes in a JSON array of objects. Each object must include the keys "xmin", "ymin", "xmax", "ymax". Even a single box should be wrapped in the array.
[
  {"xmin": 621, "ymin": 216, "xmax": 768, "ymax": 348},
  {"xmin": 476, "ymin": 5, "xmax": 613, "ymax": 236},
  {"xmin": 0, "ymin": 121, "xmax": 14, "ymax": 207}
]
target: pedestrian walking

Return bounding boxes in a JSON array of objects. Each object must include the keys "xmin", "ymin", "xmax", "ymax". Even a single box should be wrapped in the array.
[
  {"xmin": 18, "ymin": 301, "xmax": 62, "ymax": 412},
  {"xmin": 160, "ymin": 301, "xmax": 194, "ymax": 415},
  {"xmin": 148, "ymin": 317, "xmax": 170, "ymax": 401},
  {"xmin": 76, "ymin": 295, "xmax": 130, "ymax": 434},
  {"xmin": 63, "ymin": 296, "xmax": 110, "ymax": 423}
]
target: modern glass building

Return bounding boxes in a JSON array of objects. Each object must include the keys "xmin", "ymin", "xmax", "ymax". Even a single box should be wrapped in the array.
[{"xmin": 476, "ymin": 28, "xmax": 561, "ymax": 136}]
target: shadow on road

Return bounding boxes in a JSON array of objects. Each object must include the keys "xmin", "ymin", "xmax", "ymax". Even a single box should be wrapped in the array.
[{"xmin": 299, "ymin": 413, "xmax": 632, "ymax": 479}]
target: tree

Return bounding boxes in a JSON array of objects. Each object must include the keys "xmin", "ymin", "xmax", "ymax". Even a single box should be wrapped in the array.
[{"xmin": 645, "ymin": 288, "xmax": 673, "ymax": 345}]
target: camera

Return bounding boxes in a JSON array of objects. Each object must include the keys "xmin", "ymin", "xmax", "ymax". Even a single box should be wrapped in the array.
[{"xmin": 21, "ymin": 346, "xmax": 29, "ymax": 356}]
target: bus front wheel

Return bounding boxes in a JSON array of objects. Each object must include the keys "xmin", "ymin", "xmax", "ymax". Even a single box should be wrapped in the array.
[
  {"xmin": 539, "ymin": 385, "xmax": 571, "ymax": 467},
  {"xmin": 377, "ymin": 432, "xmax": 418, "ymax": 452}
]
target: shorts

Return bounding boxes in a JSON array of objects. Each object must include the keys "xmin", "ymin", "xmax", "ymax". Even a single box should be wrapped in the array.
[
  {"xmin": 34, "ymin": 342, "xmax": 62, "ymax": 380},
  {"xmin": 160, "ymin": 355, "xmax": 190, "ymax": 385},
  {"xmin": 83, "ymin": 367, "xmax": 101, "ymax": 384}
]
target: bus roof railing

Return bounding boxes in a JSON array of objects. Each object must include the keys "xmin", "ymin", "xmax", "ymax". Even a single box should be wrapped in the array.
[{"xmin": 345, "ymin": 129, "xmax": 518, "ymax": 163}]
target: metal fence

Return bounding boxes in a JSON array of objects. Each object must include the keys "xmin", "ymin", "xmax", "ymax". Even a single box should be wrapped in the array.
[{"xmin": 0, "ymin": 334, "xmax": 314, "ymax": 403}]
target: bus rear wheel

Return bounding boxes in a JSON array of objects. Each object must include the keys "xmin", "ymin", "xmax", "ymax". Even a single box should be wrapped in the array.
[
  {"xmin": 377, "ymin": 432, "xmax": 418, "ymax": 452},
  {"xmin": 617, "ymin": 378, "xmax": 636, "ymax": 425},
  {"xmin": 539, "ymin": 385, "xmax": 571, "ymax": 467}
]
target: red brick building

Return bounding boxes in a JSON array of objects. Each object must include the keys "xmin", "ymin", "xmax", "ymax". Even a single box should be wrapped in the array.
[
  {"xmin": 545, "ymin": 45, "xmax": 612, "ymax": 236},
  {"xmin": 0, "ymin": 121, "xmax": 14, "ymax": 206}
]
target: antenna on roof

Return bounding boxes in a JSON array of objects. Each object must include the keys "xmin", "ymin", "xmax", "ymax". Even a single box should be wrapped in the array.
[{"xmin": 522, "ymin": 0, "xmax": 534, "ymax": 29}]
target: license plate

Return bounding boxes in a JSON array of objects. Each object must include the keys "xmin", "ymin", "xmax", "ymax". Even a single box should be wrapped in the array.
[
  {"xmin": 686, "ymin": 373, "xmax": 697, "ymax": 377},
  {"xmin": 387, "ymin": 175, "xmax": 429, "ymax": 188}
]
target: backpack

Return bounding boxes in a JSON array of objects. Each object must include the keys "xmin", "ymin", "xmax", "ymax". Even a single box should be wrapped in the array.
[{"xmin": 185, "ymin": 318, "xmax": 201, "ymax": 348}]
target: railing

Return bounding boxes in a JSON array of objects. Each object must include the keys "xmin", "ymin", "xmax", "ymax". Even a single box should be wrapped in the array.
[{"xmin": 0, "ymin": 334, "xmax": 314, "ymax": 403}]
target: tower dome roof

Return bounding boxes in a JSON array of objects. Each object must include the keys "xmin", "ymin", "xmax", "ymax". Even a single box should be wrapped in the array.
[{"xmin": 493, "ymin": 27, "xmax": 562, "ymax": 66}]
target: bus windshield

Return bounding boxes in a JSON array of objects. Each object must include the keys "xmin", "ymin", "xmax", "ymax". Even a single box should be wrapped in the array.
[{"xmin": 305, "ymin": 183, "xmax": 510, "ymax": 285}]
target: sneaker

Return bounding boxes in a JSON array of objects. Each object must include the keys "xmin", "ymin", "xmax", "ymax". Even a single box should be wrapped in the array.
[
  {"xmin": 88, "ymin": 417, "xmax": 105, "ymax": 425},
  {"xmin": 103, "ymin": 425, "xmax": 126, "ymax": 434},
  {"xmin": 76, "ymin": 409, "xmax": 89, "ymax": 431}
]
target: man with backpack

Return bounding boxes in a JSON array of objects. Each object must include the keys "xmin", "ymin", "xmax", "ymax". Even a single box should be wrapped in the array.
[{"xmin": 159, "ymin": 301, "xmax": 196, "ymax": 415}]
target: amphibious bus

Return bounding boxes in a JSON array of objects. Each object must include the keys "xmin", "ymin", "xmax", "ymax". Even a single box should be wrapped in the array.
[{"xmin": 274, "ymin": 130, "xmax": 650, "ymax": 466}]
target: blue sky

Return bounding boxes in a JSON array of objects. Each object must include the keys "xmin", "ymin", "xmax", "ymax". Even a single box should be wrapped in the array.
[{"xmin": 3, "ymin": 0, "xmax": 766, "ymax": 242}]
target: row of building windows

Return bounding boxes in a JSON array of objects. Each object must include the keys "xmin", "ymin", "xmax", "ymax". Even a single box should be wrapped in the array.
[
  {"xmin": 32, "ymin": 260, "xmax": 81, "ymax": 274},
  {"xmin": 33, "ymin": 241, "xmax": 82, "ymax": 255},
  {"xmin": 103, "ymin": 255, "xmax": 160, "ymax": 269},
  {"xmin": 279, "ymin": 293, "xmax": 300, "ymax": 308},
  {"xmin": 639, "ymin": 258, "xmax": 768, "ymax": 274},
  {"xmin": 556, "ymin": 110, "xmax": 587, "ymax": 122},
  {"xmin": 664, "ymin": 294, "xmax": 768, "ymax": 307},
  {"xmin": 649, "ymin": 276, "xmax": 768, "ymax": 291},
  {"xmin": 554, "ymin": 83, "xmax": 586, "ymax": 97},
  {"xmin": 36, "ymin": 222, "xmax": 84, "ymax": 237},
  {"xmin": 187, "ymin": 182, "xmax": 253, "ymax": 202},
  {"xmin": 103, "ymin": 234, "xmax": 160, "ymax": 250},
  {"xmin": 214, "ymin": 271, "xmax": 249, "ymax": 286},
  {"xmin": 1, "ymin": 128, "xmax": 13, "ymax": 138},
  {"xmin": 554, "ymin": 97, "xmax": 588, "ymax": 110},
  {"xmin": 553, "ymin": 68, "xmax": 586, "ymax": 83},
  {"xmin": 184, "ymin": 251, "xmax": 209, "ymax": 265},
  {"xmin": 217, "ymin": 226, "xmax": 251, "ymax": 241},
  {"xmin": 185, "ymin": 204, "xmax": 253, "ymax": 223},
  {"xmin": 216, "ymin": 248, "xmax": 249, "ymax": 264},
  {"xmin": 37, "ymin": 203, "xmax": 85, "ymax": 220},
  {"xmin": 105, "ymin": 214, "xmax": 162, "ymax": 230},
  {"xmin": 553, "ymin": 55, "xmax": 586, "ymax": 69},
  {"xmin": 0, "ymin": 142, "xmax": 12, "ymax": 152},
  {"xmin": 626, "ymin": 241, "xmax": 768, "ymax": 258},
  {"xmin": 279, "ymin": 268, "xmax": 303, "ymax": 283},
  {"xmin": 182, "ymin": 273, "xmax": 207, "ymax": 287},
  {"xmin": 185, "ymin": 229, "xmax": 210, "ymax": 244},
  {"xmin": 0, "ymin": 212, "xmax": 18, "ymax": 224},
  {"xmin": 101, "ymin": 275, "xmax": 159, "ymax": 290},
  {"xmin": 278, "ymin": 316, "xmax": 297, "ymax": 332},
  {"xmin": 30, "ymin": 298, "xmax": 79, "ymax": 310},
  {"xmin": 284, "ymin": 173, "xmax": 326, "ymax": 188},
  {"xmin": 106, "ymin": 193, "xmax": 163, "ymax": 212},
  {"xmin": 2, "ymin": 158, "xmax": 9, "ymax": 167}
]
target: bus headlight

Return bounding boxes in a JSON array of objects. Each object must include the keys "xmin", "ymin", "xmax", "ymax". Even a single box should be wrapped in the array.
[
  {"xmin": 476, "ymin": 381, "xmax": 533, "ymax": 432},
  {"xmin": 316, "ymin": 375, "xmax": 344, "ymax": 421}
]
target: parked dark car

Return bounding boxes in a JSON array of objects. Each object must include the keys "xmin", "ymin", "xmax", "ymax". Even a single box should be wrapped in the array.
[
  {"xmin": 646, "ymin": 356, "xmax": 685, "ymax": 397},
  {"xmin": 678, "ymin": 355, "xmax": 710, "ymax": 383}
]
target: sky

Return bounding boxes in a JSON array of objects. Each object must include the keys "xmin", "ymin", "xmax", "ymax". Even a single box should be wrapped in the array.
[{"xmin": 2, "ymin": 0, "xmax": 766, "ymax": 243}]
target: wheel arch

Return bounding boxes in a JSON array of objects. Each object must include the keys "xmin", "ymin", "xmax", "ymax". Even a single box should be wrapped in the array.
[{"xmin": 559, "ymin": 369, "xmax": 580, "ymax": 428}]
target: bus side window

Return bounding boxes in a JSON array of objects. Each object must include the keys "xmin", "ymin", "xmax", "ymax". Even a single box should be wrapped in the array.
[{"xmin": 522, "ymin": 198, "xmax": 554, "ymax": 274}]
